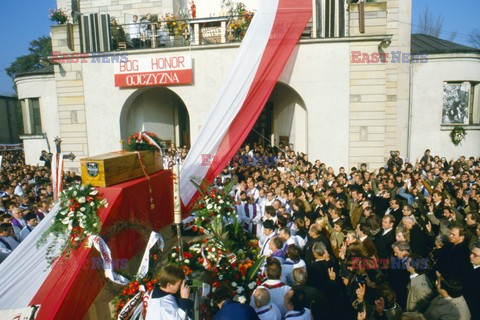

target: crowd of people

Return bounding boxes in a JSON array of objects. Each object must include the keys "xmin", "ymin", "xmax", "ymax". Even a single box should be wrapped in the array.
[
  {"xmin": 1, "ymin": 144, "xmax": 479, "ymax": 320},
  {"xmin": 157, "ymin": 145, "xmax": 479, "ymax": 320},
  {"xmin": 0, "ymin": 150, "xmax": 81, "ymax": 262}
]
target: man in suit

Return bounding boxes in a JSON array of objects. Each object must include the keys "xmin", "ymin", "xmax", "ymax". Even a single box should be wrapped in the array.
[
  {"xmin": 405, "ymin": 254, "xmax": 434, "ymax": 313},
  {"xmin": 402, "ymin": 216, "xmax": 429, "ymax": 257},
  {"xmin": 385, "ymin": 198, "xmax": 402, "ymax": 227},
  {"xmin": 388, "ymin": 241, "xmax": 411, "ymax": 310},
  {"xmin": 463, "ymin": 241, "xmax": 480, "ymax": 320},
  {"xmin": 356, "ymin": 222, "xmax": 378, "ymax": 258},
  {"xmin": 424, "ymin": 276, "xmax": 471, "ymax": 320},
  {"xmin": 214, "ymin": 286, "xmax": 260, "ymax": 320},
  {"xmin": 306, "ymin": 242, "xmax": 336, "ymax": 291},
  {"xmin": 443, "ymin": 227, "xmax": 472, "ymax": 283},
  {"xmin": 374, "ymin": 214, "xmax": 396, "ymax": 259},
  {"xmin": 304, "ymin": 223, "xmax": 333, "ymax": 267}
]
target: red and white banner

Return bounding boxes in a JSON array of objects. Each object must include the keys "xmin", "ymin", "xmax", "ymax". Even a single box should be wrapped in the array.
[
  {"xmin": 0, "ymin": 143, "xmax": 23, "ymax": 151},
  {"xmin": 114, "ymin": 55, "xmax": 193, "ymax": 87},
  {"xmin": 180, "ymin": 0, "xmax": 312, "ymax": 211}
]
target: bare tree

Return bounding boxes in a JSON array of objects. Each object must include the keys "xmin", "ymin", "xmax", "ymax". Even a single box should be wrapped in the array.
[
  {"xmin": 416, "ymin": 6, "xmax": 444, "ymax": 38},
  {"xmin": 468, "ymin": 29, "xmax": 480, "ymax": 48}
]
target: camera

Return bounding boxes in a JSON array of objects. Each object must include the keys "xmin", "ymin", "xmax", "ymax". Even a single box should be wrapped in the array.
[
  {"xmin": 185, "ymin": 278, "xmax": 193, "ymax": 286},
  {"xmin": 354, "ymin": 274, "xmax": 367, "ymax": 285},
  {"xmin": 390, "ymin": 151, "xmax": 396, "ymax": 158}
]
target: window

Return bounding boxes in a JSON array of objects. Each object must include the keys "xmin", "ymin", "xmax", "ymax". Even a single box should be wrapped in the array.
[
  {"xmin": 20, "ymin": 98, "xmax": 43, "ymax": 134},
  {"xmin": 442, "ymin": 82, "xmax": 480, "ymax": 125}
]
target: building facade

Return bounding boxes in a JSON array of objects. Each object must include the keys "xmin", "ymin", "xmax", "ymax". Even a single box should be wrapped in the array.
[{"xmin": 14, "ymin": 0, "xmax": 480, "ymax": 174}]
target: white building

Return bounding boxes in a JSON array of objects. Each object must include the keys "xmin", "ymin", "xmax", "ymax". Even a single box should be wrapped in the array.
[{"xmin": 15, "ymin": 0, "xmax": 480, "ymax": 172}]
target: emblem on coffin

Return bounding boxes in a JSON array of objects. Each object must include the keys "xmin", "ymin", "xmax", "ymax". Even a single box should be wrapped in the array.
[{"xmin": 86, "ymin": 162, "xmax": 99, "ymax": 177}]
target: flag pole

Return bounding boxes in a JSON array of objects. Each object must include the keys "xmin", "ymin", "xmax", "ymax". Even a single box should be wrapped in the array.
[{"xmin": 173, "ymin": 165, "xmax": 184, "ymax": 261}]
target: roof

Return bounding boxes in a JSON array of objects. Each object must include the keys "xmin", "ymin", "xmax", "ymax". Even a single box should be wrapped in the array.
[
  {"xmin": 411, "ymin": 34, "xmax": 480, "ymax": 55},
  {"xmin": 0, "ymin": 95, "xmax": 17, "ymax": 100},
  {"xmin": 15, "ymin": 65, "xmax": 54, "ymax": 78}
]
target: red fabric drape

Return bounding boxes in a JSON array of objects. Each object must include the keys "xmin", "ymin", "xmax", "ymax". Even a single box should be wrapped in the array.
[
  {"xmin": 183, "ymin": 0, "xmax": 312, "ymax": 212},
  {"xmin": 30, "ymin": 170, "xmax": 173, "ymax": 320}
]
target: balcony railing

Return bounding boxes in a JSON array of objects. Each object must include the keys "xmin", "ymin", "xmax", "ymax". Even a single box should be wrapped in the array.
[
  {"xmin": 77, "ymin": 1, "xmax": 387, "ymax": 53},
  {"xmin": 109, "ymin": 15, "xmax": 255, "ymax": 51}
]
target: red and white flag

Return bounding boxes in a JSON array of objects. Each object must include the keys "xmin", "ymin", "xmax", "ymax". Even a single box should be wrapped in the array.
[{"xmin": 180, "ymin": 0, "xmax": 312, "ymax": 211}]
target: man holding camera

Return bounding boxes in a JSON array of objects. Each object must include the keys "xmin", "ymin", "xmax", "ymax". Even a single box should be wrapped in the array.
[
  {"xmin": 145, "ymin": 264, "xmax": 193, "ymax": 320},
  {"xmin": 387, "ymin": 150, "xmax": 403, "ymax": 173}
]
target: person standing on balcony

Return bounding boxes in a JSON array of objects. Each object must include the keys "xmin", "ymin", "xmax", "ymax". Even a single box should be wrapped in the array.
[
  {"xmin": 141, "ymin": 13, "xmax": 153, "ymax": 47},
  {"xmin": 129, "ymin": 15, "xmax": 141, "ymax": 48},
  {"xmin": 110, "ymin": 18, "xmax": 126, "ymax": 50}
]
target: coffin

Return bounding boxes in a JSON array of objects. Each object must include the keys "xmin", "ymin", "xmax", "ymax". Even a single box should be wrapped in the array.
[{"xmin": 80, "ymin": 151, "xmax": 163, "ymax": 187}]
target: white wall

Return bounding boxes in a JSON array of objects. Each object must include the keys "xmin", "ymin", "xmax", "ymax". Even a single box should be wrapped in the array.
[
  {"xmin": 411, "ymin": 55, "xmax": 480, "ymax": 160},
  {"xmin": 196, "ymin": 0, "xmax": 259, "ymax": 17},
  {"xmin": 15, "ymin": 75, "xmax": 59, "ymax": 165},
  {"xmin": 81, "ymin": 42, "xmax": 350, "ymax": 169},
  {"xmin": 279, "ymin": 43, "xmax": 350, "ymax": 170}
]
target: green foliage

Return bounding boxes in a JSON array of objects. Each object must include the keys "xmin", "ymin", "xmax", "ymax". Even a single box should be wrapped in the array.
[
  {"xmin": 246, "ymin": 255, "xmax": 265, "ymax": 281},
  {"xmin": 6, "ymin": 36, "xmax": 52, "ymax": 81}
]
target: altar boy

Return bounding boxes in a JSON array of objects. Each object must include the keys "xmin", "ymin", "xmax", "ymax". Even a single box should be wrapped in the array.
[{"xmin": 145, "ymin": 265, "xmax": 193, "ymax": 320}]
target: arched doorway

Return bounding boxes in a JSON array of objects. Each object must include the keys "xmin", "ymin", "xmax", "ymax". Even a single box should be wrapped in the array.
[
  {"xmin": 120, "ymin": 87, "xmax": 190, "ymax": 148},
  {"xmin": 244, "ymin": 82, "xmax": 307, "ymax": 153}
]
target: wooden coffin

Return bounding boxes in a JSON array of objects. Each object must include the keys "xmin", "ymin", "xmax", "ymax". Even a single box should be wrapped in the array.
[{"xmin": 80, "ymin": 151, "xmax": 163, "ymax": 187}]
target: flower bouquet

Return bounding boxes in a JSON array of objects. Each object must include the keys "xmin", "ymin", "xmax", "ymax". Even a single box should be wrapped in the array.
[
  {"xmin": 450, "ymin": 126, "xmax": 466, "ymax": 145},
  {"xmin": 227, "ymin": 3, "xmax": 254, "ymax": 41},
  {"xmin": 49, "ymin": 8, "xmax": 68, "ymax": 24},
  {"xmin": 125, "ymin": 131, "xmax": 165, "ymax": 153},
  {"xmin": 37, "ymin": 184, "xmax": 107, "ymax": 263},
  {"xmin": 162, "ymin": 13, "xmax": 180, "ymax": 34},
  {"xmin": 112, "ymin": 250, "xmax": 161, "ymax": 319}
]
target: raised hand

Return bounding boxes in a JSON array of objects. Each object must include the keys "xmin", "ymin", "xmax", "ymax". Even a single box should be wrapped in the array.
[
  {"xmin": 180, "ymin": 280, "xmax": 191, "ymax": 299},
  {"xmin": 356, "ymin": 283, "xmax": 366, "ymax": 302},
  {"xmin": 357, "ymin": 310, "xmax": 367, "ymax": 320},
  {"xmin": 426, "ymin": 221, "xmax": 432, "ymax": 233},
  {"xmin": 328, "ymin": 267, "xmax": 336, "ymax": 281},
  {"xmin": 374, "ymin": 297, "xmax": 385, "ymax": 315}
]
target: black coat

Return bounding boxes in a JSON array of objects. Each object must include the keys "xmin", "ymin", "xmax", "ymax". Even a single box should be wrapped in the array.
[
  {"xmin": 374, "ymin": 229, "xmax": 396, "ymax": 259},
  {"xmin": 409, "ymin": 225, "xmax": 429, "ymax": 257},
  {"xmin": 463, "ymin": 266, "xmax": 480, "ymax": 320},
  {"xmin": 304, "ymin": 233, "xmax": 334, "ymax": 267}
]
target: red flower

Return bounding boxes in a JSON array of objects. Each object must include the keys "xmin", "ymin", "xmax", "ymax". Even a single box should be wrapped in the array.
[{"xmin": 86, "ymin": 196, "xmax": 93, "ymax": 202}]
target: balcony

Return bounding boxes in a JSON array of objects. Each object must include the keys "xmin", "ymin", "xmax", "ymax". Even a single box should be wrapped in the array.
[{"xmin": 51, "ymin": 0, "xmax": 388, "ymax": 55}]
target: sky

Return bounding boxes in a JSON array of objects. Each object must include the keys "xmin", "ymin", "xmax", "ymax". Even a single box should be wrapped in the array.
[{"xmin": 0, "ymin": 0, "xmax": 479, "ymax": 96}]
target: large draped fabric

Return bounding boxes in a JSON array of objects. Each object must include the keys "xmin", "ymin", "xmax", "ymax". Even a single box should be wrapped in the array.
[
  {"xmin": 0, "ymin": 171, "xmax": 174, "ymax": 320},
  {"xmin": 180, "ymin": 0, "xmax": 312, "ymax": 211}
]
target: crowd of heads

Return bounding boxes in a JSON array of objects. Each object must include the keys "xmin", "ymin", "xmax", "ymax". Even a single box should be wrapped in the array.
[
  {"xmin": 0, "ymin": 150, "xmax": 81, "ymax": 261},
  {"xmin": 206, "ymin": 144, "xmax": 480, "ymax": 319},
  {"xmin": 2, "ymin": 144, "xmax": 480, "ymax": 319}
]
